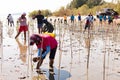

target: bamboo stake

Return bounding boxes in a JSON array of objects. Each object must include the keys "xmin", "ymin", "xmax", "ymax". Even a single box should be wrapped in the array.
[
  {"xmin": 111, "ymin": 25, "xmax": 117, "ymax": 73},
  {"xmin": 68, "ymin": 23, "xmax": 73, "ymax": 80},
  {"xmin": 86, "ymin": 23, "xmax": 92, "ymax": 80},
  {"xmin": 58, "ymin": 20, "xmax": 62, "ymax": 80},
  {"xmin": 103, "ymin": 27, "xmax": 107, "ymax": 80},
  {"xmin": 27, "ymin": 21, "xmax": 33, "ymax": 79},
  {"xmin": 57, "ymin": 20, "xmax": 66, "ymax": 80},
  {"xmin": 78, "ymin": 21, "xmax": 82, "ymax": 63},
  {"xmin": 86, "ymin": 23, "xmax": 91, "ymax": 69},
  {"xmin": 0, "ymin": 21, "xmax": 3, "ymax": 73}
]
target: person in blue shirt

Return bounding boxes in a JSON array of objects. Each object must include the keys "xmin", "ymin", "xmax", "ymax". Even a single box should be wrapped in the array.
[
  {"xmin": 78, "ymin": 13, "xmax": 81, "ymax": 22},
  {"xmin": 70, "ymin": 14, "xmax": 75, "ymax": 23},
  {"xmin": 99, "ymin": 14, "xmax": 103, "ymax": 27},
  {"xmin": 103, "ymin": 14, "xmax": 107, "ymax": 25},
  {"xmin": 108, "ymin": 15, "xmax": 113, "ymax": 25}
]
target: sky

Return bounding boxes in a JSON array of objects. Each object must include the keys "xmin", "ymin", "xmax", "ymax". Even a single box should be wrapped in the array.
[
  {"xmin": 0, "ymin": 0, "xmax": 112, "ymax": 16},
  {"xmin": 0, "ymin": 0, "xmax": 72, "ymax": 15}
]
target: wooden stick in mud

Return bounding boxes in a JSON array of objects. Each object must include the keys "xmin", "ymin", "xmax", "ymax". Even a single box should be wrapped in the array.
[
  {"xmin": 0, "ymin": 21, "xmax": 3, "ymax": 73},
  {"xmin": 86, "ymin": 24, "xmax": 91, "ymax": 69},
  {"xmin": 58, "ymin": 21, "xmax": 67, "ymax": 80},
  {"xmin": 69, "ymin": 24, "xmax": 74, "ymax": 80},
  {"xmin": 103, "ymin": 45, "xmax": 106, "ymax": 80},
  {"xmin": 112, "ymin": 28, "xmax": 117, "ymax": 71},
  {"xmin": 86, "ymin": 25, "xmax": 91, "ymax": 80},
  {"xmin": 58, "ymin": 21, "xmax": 63, "ymax": 80},
  {"xmin": 107, "ymin": 31, "xmax": 110, "ymax": 71},
  {"xmin": 27, "ymin": 21, "xmax": 33, "ymax": 79},
  {"xmin": 27, "ymin": 21, "xmax": 30, "ymax": 77},
  {"xmin": 58, "ymin": 48, "xmax": 62, "ymax": 80},
  {"xmin": 70, "ymin": 24, "xmax": 73, "ymax": 59},
  {"xmin": 78, "ymin": 22, "xmax": 82, "ymax": 63},
  {"xmin": 103, "ymin": 29, "xmax": 107, "ymax": 80}
]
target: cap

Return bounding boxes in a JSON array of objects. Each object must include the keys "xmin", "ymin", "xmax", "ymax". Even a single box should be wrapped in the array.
[
  {"xmin": 30, "ymin": 34, "xmax": 42, "ymax": 45},
  {"xmin": 30, "ymin": 39, "xmax": 34, "ymax": 45},
  {"xmin": 30, "ymin": 34, "xmax": 36, "ymax": 45}
]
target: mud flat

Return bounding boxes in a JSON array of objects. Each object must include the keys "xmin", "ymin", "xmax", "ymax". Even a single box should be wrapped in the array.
[{"xmin": 0, "ymin": 18, "xmax": 120, "ymax": 80}]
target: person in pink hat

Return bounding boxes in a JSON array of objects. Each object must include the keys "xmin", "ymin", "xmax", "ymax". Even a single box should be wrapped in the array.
[{"xmin": 15, "ymin": 13, "xmax": 28, "ymax": 40}]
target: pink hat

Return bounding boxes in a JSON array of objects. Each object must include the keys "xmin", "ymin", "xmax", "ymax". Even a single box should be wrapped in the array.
[
  {"xmin": 22, "ymin": 12, "xmax": 26, "ymax": 16},
  {"xmin": 30, "ymin": 34, "xmax": 42, "ymax": 45}
]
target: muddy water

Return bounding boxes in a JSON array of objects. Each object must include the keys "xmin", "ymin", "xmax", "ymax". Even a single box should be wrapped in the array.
[{"xmin": 0, "ymin": 19, "xmax": 120, "ymax": 80}]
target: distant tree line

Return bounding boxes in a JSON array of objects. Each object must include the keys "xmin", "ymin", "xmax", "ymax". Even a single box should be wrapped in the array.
[
  {"xmin": 29, "ymin": 0, "xmax": 120, "ymax": 17},
  {"xmin": 28, "ymin": 9, "xmax": 52, "ymax": 18},
  {"xmin": 67, "ymin": 0, "xmax": 103, "ymax": 9}
]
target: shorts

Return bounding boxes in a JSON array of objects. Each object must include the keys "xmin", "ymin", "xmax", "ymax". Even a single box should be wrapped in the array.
[
  {"xmin": 85, "ymin": 24, "xmax": 90, "ymax": 30},
  {"xmin": 99, "ymin": 19, "xmax": 102, "ymax": 22},
  {"xmin": 10, "ymin": 21, "xmax": 14, "ymax": 23},
  {"xmin": 97, "ymin": 15, "xmax": 99, "ymax": 18},
  {"xmin": 19, "ymin": 26, "xmax": 28, "ymax": 32},
  {"xmin": 108, "ymin": 20, "xmax": 113, "ymax": 24},
  {"xmin": 38, "ymin": 23, "xmax": 43, "ymax": 28},
  {"xmin": 64, "ymin": 20, "xmax": 67, "ymax": 23},
  {"xmin": 42, "ymin": 46, "xmax": 57, "ymax": 59}
]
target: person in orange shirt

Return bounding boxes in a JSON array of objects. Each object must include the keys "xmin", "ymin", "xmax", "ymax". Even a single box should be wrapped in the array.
[{"xmin": 64, "ymin": 14, "xmax": 67, "ymax": 24}]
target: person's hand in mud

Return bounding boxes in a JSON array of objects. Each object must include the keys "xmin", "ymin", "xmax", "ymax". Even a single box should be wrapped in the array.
[{"xmin": 33, "ymin": 57, "xmax": 40, "ymax": 62}]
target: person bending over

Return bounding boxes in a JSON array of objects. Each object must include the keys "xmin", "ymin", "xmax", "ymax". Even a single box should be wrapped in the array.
[{"xmin": 30, "ymin": 34, "xmax": 58, "ymax": 72}]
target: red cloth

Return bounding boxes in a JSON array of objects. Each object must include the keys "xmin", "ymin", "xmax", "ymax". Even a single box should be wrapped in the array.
[
  {"xmin": 19, "ymin": 26, "xmax": 28, "ymax": 32},
  {"xmin": 36, "ymin": 34, "xmax": 58, "ymax": 50}
]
